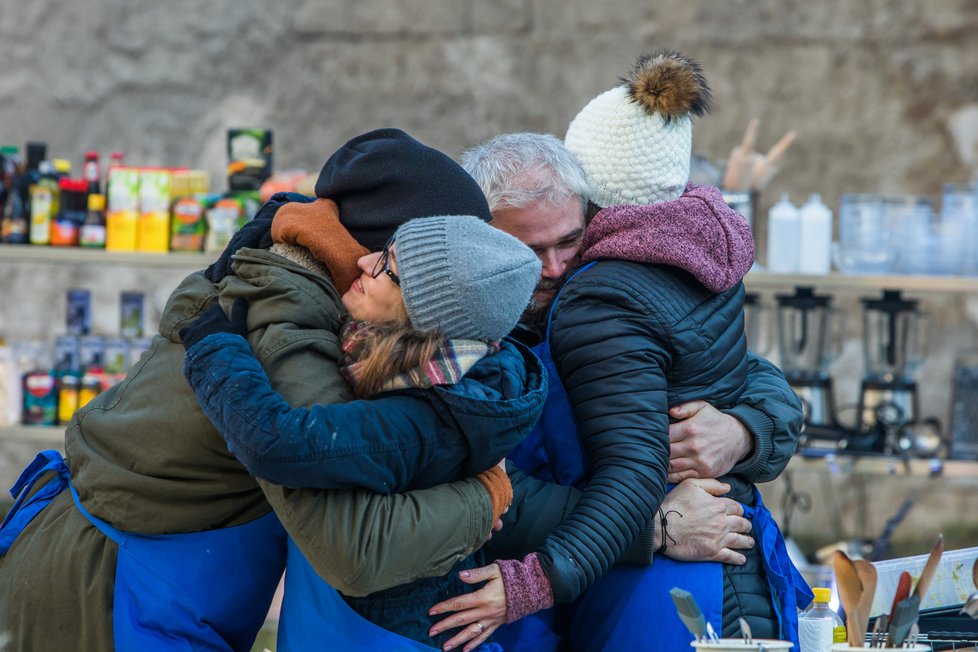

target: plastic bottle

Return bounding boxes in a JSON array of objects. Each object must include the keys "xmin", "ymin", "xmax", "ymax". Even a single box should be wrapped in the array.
[
  {"xmin": 29, "ymin": 161, "xmax": 60, "ymax": 245},
  {"xmin": 798, "ymin": 587, "xmax": 846, "ymax": 651},
  {"xmin": 766, "ymin": 193, "xmax": 801, "ymax": 273},
  {"xmin": 798, "ymin": 193, "xmax": 833, "ymax": 274}
]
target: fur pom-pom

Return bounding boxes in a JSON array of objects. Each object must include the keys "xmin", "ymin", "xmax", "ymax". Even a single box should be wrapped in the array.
[{"xmin": 623, "ymin": 50, "xmax": 712, "ymax": 122}]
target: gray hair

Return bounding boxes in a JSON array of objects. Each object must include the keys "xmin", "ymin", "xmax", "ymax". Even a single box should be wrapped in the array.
[{"xmin": 460, "ymin": 133, "xmax": 589, "ymax": 216}]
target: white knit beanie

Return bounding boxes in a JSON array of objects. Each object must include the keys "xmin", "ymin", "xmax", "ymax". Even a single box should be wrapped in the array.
[{"xmin": 564, "ymin": 50, "xmax": 713, "ymax": 208}]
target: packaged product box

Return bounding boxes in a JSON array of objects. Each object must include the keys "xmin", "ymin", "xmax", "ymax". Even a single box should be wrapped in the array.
[
  {"xmin": 79, "ymin": 335, "xmax": 106, "ymax": 371},
  {"xmin": 65, "ymin": 288, "xmax": 92, "ymax": 336},
  {"xmin": 53, "ymin": 335, "xmax": 81, "ymax": 373},
  {"xmin": 119, "ymin": 291, "xmax": 145, "ymax": 338},
  {"xmin": 106, "ymin": 167, "xmax": 140, "ymax": 252},
  {"xmin": 137, "ymin": 169, "xmax": 171, "ymax": 253},
  {"xmin": 227, "ymin": 129, "xmax": 273, "ymax": 191},
  {"xmin": 103, "ymin": 337, "xmax": 129, "ymax": 375}
]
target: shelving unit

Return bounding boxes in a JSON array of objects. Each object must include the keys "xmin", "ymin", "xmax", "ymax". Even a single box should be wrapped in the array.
[
  {"xmin": 745, "ymin": 270, "xmax": 978, "ymax": 294},
  {"xmin": 0, "ymin": 425, "xmax": 65, "ymax": 446},
  {"xmin": 0, "ymin": 243, "xmax": 211, "ymax": 269}
]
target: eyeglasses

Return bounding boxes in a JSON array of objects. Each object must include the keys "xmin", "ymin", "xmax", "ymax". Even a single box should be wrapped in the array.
[{"xmin": 370, "ymin": 237, "xmax": 400, "ymax": 286}]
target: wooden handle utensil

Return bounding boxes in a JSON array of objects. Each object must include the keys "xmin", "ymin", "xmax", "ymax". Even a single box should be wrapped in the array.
[{"xmin": 833, "ymin": 550, "xmax": 864, "ymax": 647}]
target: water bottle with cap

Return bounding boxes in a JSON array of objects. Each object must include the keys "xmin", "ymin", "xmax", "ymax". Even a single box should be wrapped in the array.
[
  {"xmin": 767, "ymin": 193, "xmax": 801, "ymax": 273},
  {"xmin": 798, "ymin": 587, "xmax": 846, "ymax": 651},
  {"xmin": 798, "ymin": 193, "xmax": 833, "ymax": 274}
]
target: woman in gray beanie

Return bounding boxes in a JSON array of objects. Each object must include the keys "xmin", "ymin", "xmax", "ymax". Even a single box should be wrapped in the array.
[{"xmin": 179, "ymin": 213, "xmax": 543, "ymax": 650}]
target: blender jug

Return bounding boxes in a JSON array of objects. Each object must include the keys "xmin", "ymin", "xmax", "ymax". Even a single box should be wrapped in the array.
[
  {"xmin": 743, "ymin": 292, "xmax": 772, "ymax": 355},
  {"xmin": 776, "ymin": 287, "xmax": 842, "ymax": 435},
  {"xmin": 857, "ymin": 290, "xmax": 928, "ymax": 450}
]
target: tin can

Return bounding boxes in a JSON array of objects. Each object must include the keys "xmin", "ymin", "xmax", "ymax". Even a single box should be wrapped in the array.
[
  {"xmin": 66, "ymin": 289, "xmax": 92, "ymax": 336},
  {"xmin": 120, "ymin": 292, "xmax": 145, "ymax": 338},
  {"xmin": 58, "ymin": 374, "xmax": 80, "ymax": 424}
]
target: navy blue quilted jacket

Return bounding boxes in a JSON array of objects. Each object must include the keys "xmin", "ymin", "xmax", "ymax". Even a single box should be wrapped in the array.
[{"xmin": 543, "ymin": 259, "xmax": 796, "ymax": 603}]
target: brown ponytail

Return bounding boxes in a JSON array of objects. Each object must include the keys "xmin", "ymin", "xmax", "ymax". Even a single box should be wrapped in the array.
[{"xmin": 353, "ymin": 309, "xmax": 446, "ymax": 397}]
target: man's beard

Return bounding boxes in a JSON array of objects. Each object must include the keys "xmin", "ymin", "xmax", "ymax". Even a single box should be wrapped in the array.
[{"xmin": 521, "ymin": 277, "xmax": 561, "ymax": 327}]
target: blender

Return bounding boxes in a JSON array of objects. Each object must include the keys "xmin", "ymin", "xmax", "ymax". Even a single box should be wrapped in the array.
[
  {"xmin": 776, "ymin": 286, "xmax": 844, "ymax": 446},
  {"xmin": 854, "ymin": 290, "xmax": 928, "ymax": 453}
]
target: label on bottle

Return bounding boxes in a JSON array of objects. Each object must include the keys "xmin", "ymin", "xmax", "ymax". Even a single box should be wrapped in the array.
[
  {"xmin": 80, "ymin": 224, "xmax": 107, "ymax": 247},
  {"xmin": 29, "ymin": 186, "xmax": 53, "ymax": 244},
  {"xmin": 833, "ymin": 625, "xmax": 847, "ymax": 643}
]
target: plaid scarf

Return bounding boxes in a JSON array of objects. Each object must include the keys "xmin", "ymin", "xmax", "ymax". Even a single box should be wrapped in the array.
[{"xmin": 339, "ymin": 320, "xmax": 500, "ymax": 395}]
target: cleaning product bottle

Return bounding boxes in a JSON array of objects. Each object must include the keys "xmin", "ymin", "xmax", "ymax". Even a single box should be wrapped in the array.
[
  {"xmin": 766, "ymin": 193, "xmax": 801, "ymax": 273},
  {"xmin": 798, "ymin": 587, "xmax": 846, "ymax": 651},
  {"xmin": 798, "ymin": 193, "xmax": 833, "ymax": 274}
]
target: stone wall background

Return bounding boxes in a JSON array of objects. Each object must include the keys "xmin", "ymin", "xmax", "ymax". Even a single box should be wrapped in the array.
[
  {"xmin": 2, "ymin": 0, "xmax": 978, "ymax": 555},
  {"xmin": 1, "ymin": 0, "xmax": 976, "ymax": 209}
]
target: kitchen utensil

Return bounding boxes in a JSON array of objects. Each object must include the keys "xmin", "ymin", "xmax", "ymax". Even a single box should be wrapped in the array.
[
  {"xmin": 671, "ymin": 587, "xmax": 712, "ymax": 642},
  {"xmin": 886, "ymin": 594, "xmax": 920, "ymax": 648},
  {"xmin": 890, "ymin": 572, "xmax": 912, "ymax": 621},
  {"xmin": 906, "ymin": 622, "xmax": 919, "ymax": 647},
  {"xmin": 854, "ymin": 560, "xmax": 877, "ymax": 646},
  {"xmin": 912, "ymin": 534, "xmax": 944, "ymax": 603},
  {"xmin": 834, "ymin": 550, "xmax": 864, "ymax": 647},
  {"xmin": 739, "ymin": 617, "xmax": 753, "ymax": 645},
  {"xmin": 871, "ymin": 614, "xmax": 888, "ymax": 647}
]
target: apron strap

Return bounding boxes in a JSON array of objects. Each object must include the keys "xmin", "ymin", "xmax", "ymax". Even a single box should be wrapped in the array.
[
  {"xmin": 543, "ymin": 261, "xmax": 598, "ymax": 341},
  {"xmin": 0, "ymin": 450, "xmax": 70, "ymax": 554}
]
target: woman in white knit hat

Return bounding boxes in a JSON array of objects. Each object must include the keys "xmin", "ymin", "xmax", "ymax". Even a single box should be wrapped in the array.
[{"xmin": 431, "ymin": 51, "xmax": 811, "ymax": 652}]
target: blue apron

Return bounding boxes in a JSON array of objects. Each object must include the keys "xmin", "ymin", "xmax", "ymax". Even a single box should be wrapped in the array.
[
  {"xmin": 278, "ymin": 537, "xmax": 503, "ymax": 651},
  {"xmin": 503, "ymin": 262, "xmax": 811, "ymax": 651},
  {"xmin": 1, "ymin": 450, "xmax": 287, "ymax": 651}
]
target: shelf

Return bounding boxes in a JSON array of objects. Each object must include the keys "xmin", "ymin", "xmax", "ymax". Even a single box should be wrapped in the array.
[
  {"xmin": 0, "ymin": 244, "xmax": 211, "ymax": 269},
  {"xmin": 745, "ymin": 270, "xmax": 978, "ymax": 294},
  {"xmin": 790, "ymin": 449, "xmax": 978, "ymax": 480},
  {"xmin": 0, "ymin": 425, "xmax": 65, "ymax": 446}
]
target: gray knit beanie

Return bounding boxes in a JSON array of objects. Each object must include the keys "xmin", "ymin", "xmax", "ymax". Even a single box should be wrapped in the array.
[{"xmin": 394, "ymin": 216, "xmax": 542, "ymax": 341}]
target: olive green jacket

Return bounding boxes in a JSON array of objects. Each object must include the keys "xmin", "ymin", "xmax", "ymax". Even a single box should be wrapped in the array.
[{"xmin": 0, "ymin": 249, "xmax": 493, "ymax": 650}]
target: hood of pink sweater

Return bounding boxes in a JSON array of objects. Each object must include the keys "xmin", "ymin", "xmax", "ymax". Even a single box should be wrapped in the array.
[{"xmin": 580, "ymin": 183, "xmax": 755, "ymax": 293}]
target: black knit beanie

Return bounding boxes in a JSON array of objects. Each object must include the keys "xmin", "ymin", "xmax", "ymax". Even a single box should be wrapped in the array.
[{"xmin": 314, "ymin": 128, "xmax": 493, "ymax": 251}]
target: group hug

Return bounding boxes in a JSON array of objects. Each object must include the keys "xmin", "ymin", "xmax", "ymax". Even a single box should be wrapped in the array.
[{"xmin": 0, "ymin": 50, "xmax": 812, "ymax": 651}]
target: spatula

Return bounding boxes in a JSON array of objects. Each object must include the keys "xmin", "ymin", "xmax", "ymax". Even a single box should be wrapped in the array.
[
  {"xmin": 670, "ymin": 587, "xmax": 707, "ymax": 642},
  {"xmin": 890, "ymin": 571, "xmax": 912, "ymax": 620},
  {"xmin": 912, "ymin": 534, "xmax": 944, "ymax": 605},
  {"xmin": 833, "ymin": 550, "xmax": 864, "ymax": 647}
]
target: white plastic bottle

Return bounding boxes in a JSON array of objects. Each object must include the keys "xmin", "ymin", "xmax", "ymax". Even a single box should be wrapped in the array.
[
  {"xmin": 766, "ymin": 193, "xmax": 801, "ymax": 273},
  {"xmin": 798, "ymin": 587, "xmax": 846, "ymax": 651},
  {"xmin": 798, "ymin": 194, "xmax": 833, "ymax": 274}
]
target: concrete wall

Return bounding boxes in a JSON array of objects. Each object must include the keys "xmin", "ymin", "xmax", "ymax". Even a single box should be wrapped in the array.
[
  {"xmin": 2, "ymin": 0, "xmax": 978, "ymax": 554},
  {"xmin": 1, "ymin": 0, "xmax": 976, "ymax": 208}
]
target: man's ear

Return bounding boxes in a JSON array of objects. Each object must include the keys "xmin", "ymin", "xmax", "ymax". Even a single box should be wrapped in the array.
[{"xmin": 585, "ymin": 200, "xmax": 602, "ymax": 225}]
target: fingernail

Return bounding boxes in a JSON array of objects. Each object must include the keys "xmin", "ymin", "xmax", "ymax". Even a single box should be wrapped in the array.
[
  {"xmin": 430, "ymin": 629, "xmax": 439, "ymax": 637},
  {"xmin": 429, "ymin": 609, "xmax": 437, "ymax": 616},
  {"xmin": 459, "ymin": 571, "xmax": 470, "ymax": 578},
  {"xmin": 444, "ymin": 646, "xmax": 453, "ymax": 651}
]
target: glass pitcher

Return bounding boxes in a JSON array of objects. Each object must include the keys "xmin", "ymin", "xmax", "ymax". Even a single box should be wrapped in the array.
[
  {"xmin": 776, "ymin": 287, "xmax": 843, "ymax": 376},
  {"xmin": 861, "ymin": 290, "xmax": 929, "ymax": 380}
]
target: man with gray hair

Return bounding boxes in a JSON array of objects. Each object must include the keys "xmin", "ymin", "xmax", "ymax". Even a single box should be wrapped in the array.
[{"xmin": 437, "ymin": 132, "xmax": 802, "ymax": 649}]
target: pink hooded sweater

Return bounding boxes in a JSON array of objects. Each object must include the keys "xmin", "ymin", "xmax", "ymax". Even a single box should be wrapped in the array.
[{"xmin": 581, "ymin": 182, "xmax": 754, "ymax": 292}]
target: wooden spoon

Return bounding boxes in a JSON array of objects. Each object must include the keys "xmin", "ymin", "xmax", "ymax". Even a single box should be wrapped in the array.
[
  {"xmin": 913, "ymin": 533, "xmax": 944, "ymax": 604},
  {"xmin": 834, "ymin": 550, "xmax": 864, "ymax": 647},
  {"xmin": 854, "ymin": 560, "xmax": 877, "ymax": 647}
]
